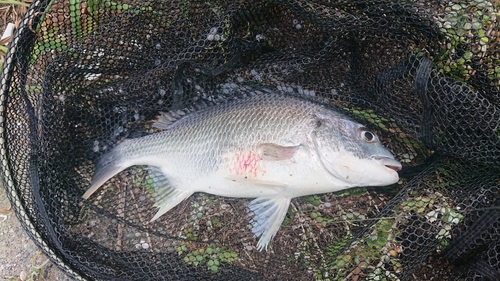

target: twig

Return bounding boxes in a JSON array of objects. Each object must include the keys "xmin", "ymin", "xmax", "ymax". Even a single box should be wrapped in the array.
[{"xmin": 0, "ymin": 206, "xmax": 11, "ymax": 215}]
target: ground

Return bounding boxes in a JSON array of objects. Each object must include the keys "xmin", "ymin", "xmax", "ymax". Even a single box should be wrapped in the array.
[{"xmin": 0, "ymin": 183, "xmax": 72, "ymax": 281}]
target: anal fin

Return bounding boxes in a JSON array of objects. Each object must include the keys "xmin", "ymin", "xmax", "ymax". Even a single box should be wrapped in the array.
[
  {"xmin": 148, "ymin": 166, "xmax": 193, "ymax": 222},
  {"xmin": 248, "ymin": 197, "xmax": 292, "ymax": 251}
]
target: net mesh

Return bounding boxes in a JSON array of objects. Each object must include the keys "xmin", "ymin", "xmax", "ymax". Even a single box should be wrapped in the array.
[{"xmin": 1, "ymin": 0, "xmax": 499, "ymax": 280}]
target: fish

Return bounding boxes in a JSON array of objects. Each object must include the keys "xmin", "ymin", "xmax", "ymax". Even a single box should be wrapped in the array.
[{"xmin": 82, "ymin": 89, "xmax": 402, "ymax": 251}]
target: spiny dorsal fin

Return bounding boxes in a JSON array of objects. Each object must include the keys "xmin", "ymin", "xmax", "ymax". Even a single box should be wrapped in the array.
[
  {"xmin": 152, "ymin": 86, "xmax": 265, "ymax": 130},
  {"xmin": 153, "ymin": 99, "xmax": 215, "ymax": 130}
]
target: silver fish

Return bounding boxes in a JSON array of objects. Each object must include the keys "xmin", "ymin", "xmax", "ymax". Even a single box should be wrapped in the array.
[{"xmin": 83, "ymin": 90, "xmax": 402, "ymax": 250}]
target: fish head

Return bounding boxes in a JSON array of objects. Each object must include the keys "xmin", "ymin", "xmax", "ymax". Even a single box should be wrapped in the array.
[{"xmin": 312, "ymin": 114, "xmax": 402, "ymax": 187}]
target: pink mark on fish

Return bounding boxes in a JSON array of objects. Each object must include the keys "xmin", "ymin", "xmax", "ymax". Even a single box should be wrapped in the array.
[{"xmin": 230, "ymin": 151, "xmax": 264, "ymax": 178}]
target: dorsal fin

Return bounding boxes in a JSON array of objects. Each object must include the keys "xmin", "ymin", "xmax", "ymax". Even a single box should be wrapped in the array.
[
  {"xmin": 153, "ymin": 99, "xmax": 215, "ymax": 130},
  {"xmin": 153, "ymin": 110, "xmax": 186, "ymax": 130},
  {"xmin": 152, "ymin": 86, "xmax": 265, "ymax": 130}
]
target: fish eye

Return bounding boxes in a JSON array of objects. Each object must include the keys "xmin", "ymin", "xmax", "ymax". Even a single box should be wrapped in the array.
[{"xmin": 360, "ymin": 130, "xmax": 376, "ymax": 142}]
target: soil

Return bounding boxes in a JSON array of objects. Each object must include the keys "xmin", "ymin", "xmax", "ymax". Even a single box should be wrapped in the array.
[{"xmin": 0, "ymin": 183, "xmax": 72, "ymax": 281}]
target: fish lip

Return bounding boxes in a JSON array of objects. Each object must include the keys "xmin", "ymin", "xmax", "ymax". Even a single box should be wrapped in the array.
[{"xmin": 374, "ymin": 157, "xmax": 402, "ymax": 172}]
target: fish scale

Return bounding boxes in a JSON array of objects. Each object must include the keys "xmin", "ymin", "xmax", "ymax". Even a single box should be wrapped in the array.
[{"xmin": 83, "ymin": 91, "xmax": 402, "ymax": 250}]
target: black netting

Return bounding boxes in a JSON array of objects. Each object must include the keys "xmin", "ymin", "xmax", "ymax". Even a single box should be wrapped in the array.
[{"xmin": 0, "ymin": 0, "xmax": 499, "ymax": 280}]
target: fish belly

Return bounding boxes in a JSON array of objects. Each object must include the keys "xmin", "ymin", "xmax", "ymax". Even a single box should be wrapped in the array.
[{"xmin": 176, "ymin": 147, "xmax": 351, "ymax": 199}]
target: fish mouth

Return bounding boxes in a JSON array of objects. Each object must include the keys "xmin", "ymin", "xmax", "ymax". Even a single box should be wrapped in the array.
[{"xmin": 374, "ymin": 157, "xmax": 402, "ymax": 172}]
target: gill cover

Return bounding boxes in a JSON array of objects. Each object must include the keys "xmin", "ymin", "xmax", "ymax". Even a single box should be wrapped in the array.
[{"xmin": 311, "ymin": 115, "xmax": 400, "ymax": 186}]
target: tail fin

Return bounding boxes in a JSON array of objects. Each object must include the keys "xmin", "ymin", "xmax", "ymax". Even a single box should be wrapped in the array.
[{"xmin": 82, "ymin": 143, "xmax": 127, "ymax": 199}]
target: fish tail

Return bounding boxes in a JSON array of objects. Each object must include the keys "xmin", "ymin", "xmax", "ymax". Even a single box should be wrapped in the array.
[{"xmin": 82, "ymin": 141, "xmax": 129, "ymax": 199}]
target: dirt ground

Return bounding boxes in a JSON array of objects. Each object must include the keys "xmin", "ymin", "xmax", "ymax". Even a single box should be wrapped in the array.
[{"xmin": 0, "ymin": 183, "xmax": 73, "ymax": 281}]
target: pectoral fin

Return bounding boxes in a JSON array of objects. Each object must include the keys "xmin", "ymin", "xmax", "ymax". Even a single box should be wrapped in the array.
[
  {"xmin": 148, "ymin": 166, "xmax": 193, "ymax": 222},
  {"xmin": 248, "ymin": 197, "xmax": 292, "ymax": 251},
  {"xmin": 257, "ymin": 143, "xmax": 300, "ymax": 161}
]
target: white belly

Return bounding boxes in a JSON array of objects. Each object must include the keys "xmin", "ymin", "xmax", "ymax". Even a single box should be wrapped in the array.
[{"xmin": 177, "ymin": 146, "xmax": 354, "ymax": 199}]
